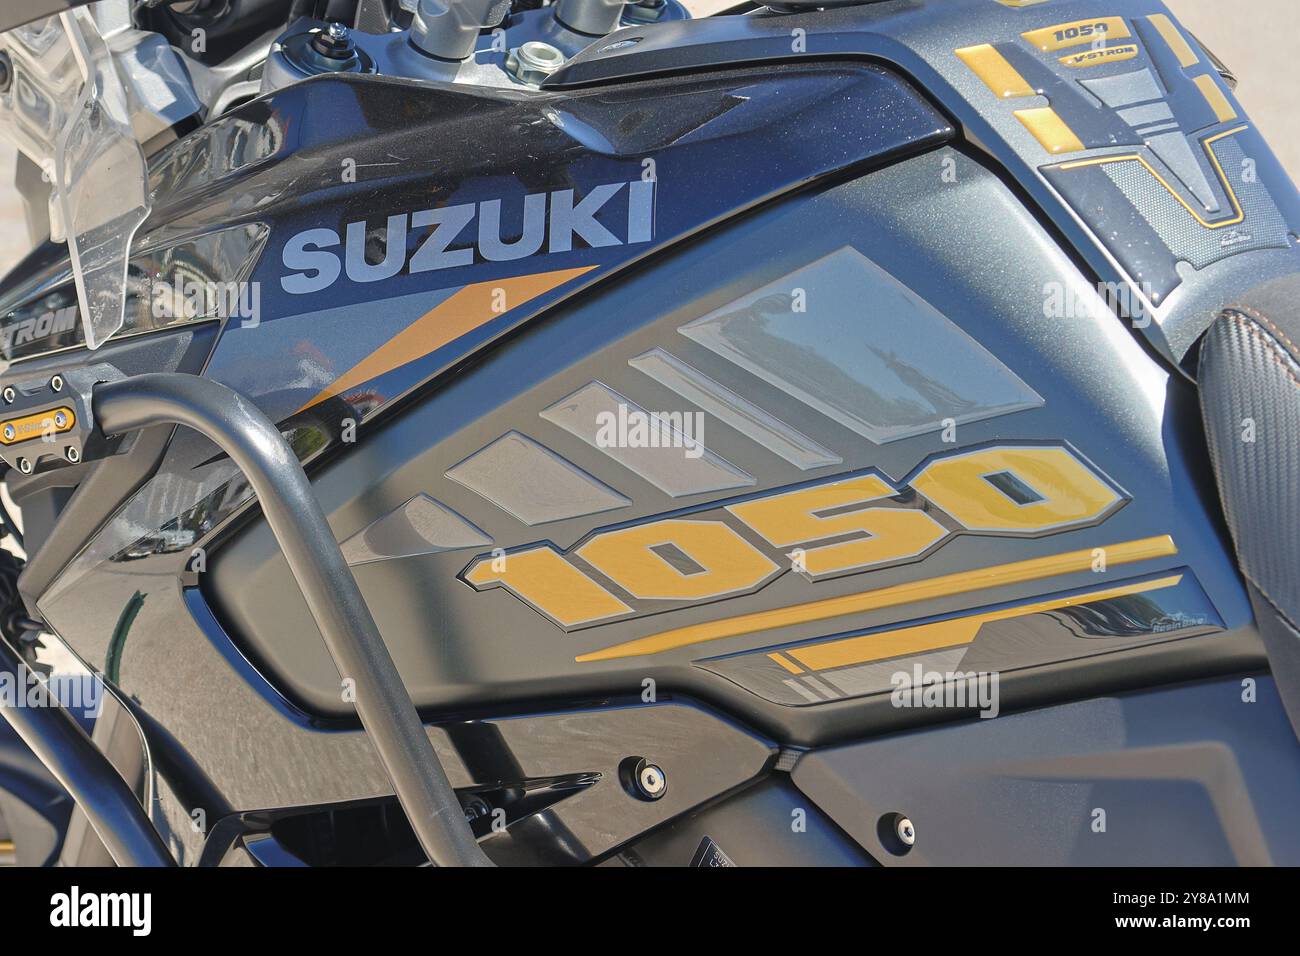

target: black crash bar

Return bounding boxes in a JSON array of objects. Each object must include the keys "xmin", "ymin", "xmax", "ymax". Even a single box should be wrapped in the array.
[{"xmin": 87, "ymin": 374, "xmax": 493, "ymax": 867}]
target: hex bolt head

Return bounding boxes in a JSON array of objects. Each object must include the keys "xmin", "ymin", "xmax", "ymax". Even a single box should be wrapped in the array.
[
  {"xmin": 896, "ymin": 816, "xmax": 916, "ymax": 847},
  {"xmin": 17, "ymin": 457, "xmax": 32, "ymax": 474},
  {"xmin": 506, "ymin": 42, "xmax": 565, "ymax": 86},
  {"xmin": 311, "ymin": 20, "xmax": 356, "ymax": 60},
  {"xmin": 2, "ymin": 424, "xmax": 13, "ymax": 442},
  {"xmin": 635, "ymin": 762, "xmax": 667, "ymax": 800},
  {"xmin": 65, "ymin": 445, "xmax": 80, "ymax": 463},
  {"xmin": 2, "ymin": 386, "xmax": 14, "ymax": 404},
  {"xmin": 53, "ymin": 411, "xmax": 67, "ymax": 428},
  {"xmin": 50, "ymin": 375, "xmax": 63, "ymax": 392}
]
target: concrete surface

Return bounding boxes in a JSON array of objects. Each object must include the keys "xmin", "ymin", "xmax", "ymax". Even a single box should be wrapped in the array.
[
  {"xmin": 1169, "ymin": 0, "xmax": 1299, "ymax": 180},
  {"xmin": 0, "ymin": 1, "xmax": 1294, "ymax": 275}
]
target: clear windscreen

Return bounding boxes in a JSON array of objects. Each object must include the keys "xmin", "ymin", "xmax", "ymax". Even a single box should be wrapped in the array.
[
  {"xmin": 54, "ymin": 9, "xmax": 150, "ymax": 349},
  {"xmin": 0, "ymin": 8, "xmax": 150, "ymax": 350}
]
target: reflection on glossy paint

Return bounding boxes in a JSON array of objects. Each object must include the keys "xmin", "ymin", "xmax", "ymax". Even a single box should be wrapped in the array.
[{"xmin": 677, "ymin": 247, "xmax": 1043, "ymax": 443}]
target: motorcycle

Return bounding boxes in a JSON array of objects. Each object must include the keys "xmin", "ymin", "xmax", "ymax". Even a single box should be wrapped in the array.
[{"xmin": 0, "ymin": 0, "xmax": 1295, "ymax": 867}]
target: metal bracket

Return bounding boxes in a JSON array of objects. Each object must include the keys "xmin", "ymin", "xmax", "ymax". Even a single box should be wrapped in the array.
[{"xmin": 0, "ymin": 363, "xmax": 123, "ymax": 475}]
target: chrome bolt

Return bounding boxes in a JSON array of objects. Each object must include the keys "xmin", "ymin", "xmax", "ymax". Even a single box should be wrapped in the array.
[
  {"xmin": 635, "ymin": 762, "xmax": 667, "ymax": 800},
  {"xmin": 50, "ymin": 374, "xmax": 63, "ymax": 392},
  {"xmin": 17, "ymin": 457, "xmax": 32, "ymax": 474},
  {"xmin": 65, "ymin": 445, "xmax": 80, "ymax": 463},
  {"xmin": 2, "ymin": 386, "xmax": 14, "ymax": 404},
  {"xmin": 2, "ymin": 424, "xmax": 12, "ymax": 442},
  {"xmin": 896, "ymin": 816, "xmax": 916, "ymax": 847},
  {"xmin": 310, "ymin": 20, "xmax": 356, "ymax": 61},
  {"xmin": 506, "ymin": 42, "xmax": 565, "ymax": 87},
  {"xmin": 53, "ymin": 411, "xmax": 67, "ymax": 428}
]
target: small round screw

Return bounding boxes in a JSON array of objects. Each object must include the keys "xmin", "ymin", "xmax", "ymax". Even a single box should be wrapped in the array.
[
  {"xmin": 878, "ymin": 811, "xmax": 916, "ymax": 855},
  {"xmin": 65, "ymin": 446, "xmax": 80, "ymax": 463},
  {"xmin": 2, "ymin": 386, "xmax": 14, "ymax": 404},
  {"xmin": 53, "ymin": 411, "xmax": 67, "ymax": 428},
  {"xmin": 2, "ymin": 424, "xmax": 13, "ymax": 442},
  {"xmin": 17, "ymin": 457, "xmax": 32, "ymax": 474},
  {"xmin": 635, "ymin": 762, "xmax": 667, "ymax": 800},
  {"xmin": 50, "ymin": 375, "xmax": 63, "ymax": 392}
]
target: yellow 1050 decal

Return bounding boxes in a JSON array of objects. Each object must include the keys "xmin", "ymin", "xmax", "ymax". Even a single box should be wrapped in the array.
[{"xmin": 462, "ymin": 444, "xmax": 1127, "ymax": 630}]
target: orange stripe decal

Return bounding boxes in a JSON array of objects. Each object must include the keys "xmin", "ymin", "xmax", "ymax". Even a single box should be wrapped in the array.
[
  {"xmin": 788, "ymin": 574, "xmax": 1183, "ymax": 671},
  {"xmin": 298, "ymin": 266, "xmax": 595, "ymax": 412},
  {"xmin": 575, "ymin": 535, "xmax": 1177, "ymax": 662}
]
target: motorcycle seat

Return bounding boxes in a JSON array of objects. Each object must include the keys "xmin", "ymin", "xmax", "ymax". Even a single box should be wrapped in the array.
[{"xmin": 1198, "ymin": 273, "xmax": 1300, "ymax": 738}]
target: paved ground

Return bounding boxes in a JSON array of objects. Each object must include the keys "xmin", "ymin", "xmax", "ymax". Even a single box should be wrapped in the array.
[
  {"xmin": 1168, "ymin": 0, "xmax": 1298, "ymax": 178},
  {"xmin": 0, "ymin": 2, "xmax": 1293, "ymax": 274}
]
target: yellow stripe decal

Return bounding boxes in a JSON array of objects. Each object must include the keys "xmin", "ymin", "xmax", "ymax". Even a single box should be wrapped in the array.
[
  {"xmin": 768, "ymin": 652, "xmax": 804, "ymax": 674},
  {"xmin": 1194, "ymin": 73, "xmax": 1238, "ymax": 123},
  {"xmin": 298, "ymin": 266, "xmax": 595, "ymax": 412},
  {"xmin": 575, "ymin": 535, "xmax": 1178, "ymax": 662},
  {"xmin": 955, "ymin": 44, "xmax": 1036, "ymax": 98},
  {"xmin": 1059, "ymin": 125, "xmax": 1249, "ymax": 228},
  {"xmin": 789, "ymin": 574, "xmax": 1183, "ymax": 671},
  {"xmin": 1014, "ymin": 107, "xmax": 1086, "ymax": 154},
  {"xmin": 1148, "ymin": 13, "xmax": 1199, "ymax": 68}
]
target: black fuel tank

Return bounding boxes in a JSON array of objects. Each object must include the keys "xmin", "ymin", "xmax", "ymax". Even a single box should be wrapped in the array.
[{"xmin": 207, "ymin": 144, "xmax": 1256, "ymax": 747}]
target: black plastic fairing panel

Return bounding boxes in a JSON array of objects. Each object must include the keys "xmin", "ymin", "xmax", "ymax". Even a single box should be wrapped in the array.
[
  {"xmin": 10, "ymin": 324, "xmax": 218, "ymax": 612},
  {"xmin": 792, "ymin": 674, "xmax": 1300, "ymax": 865},
  {"xmin": 602, "ymin": 777, "xmax": 874, "ymax": 867}
]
